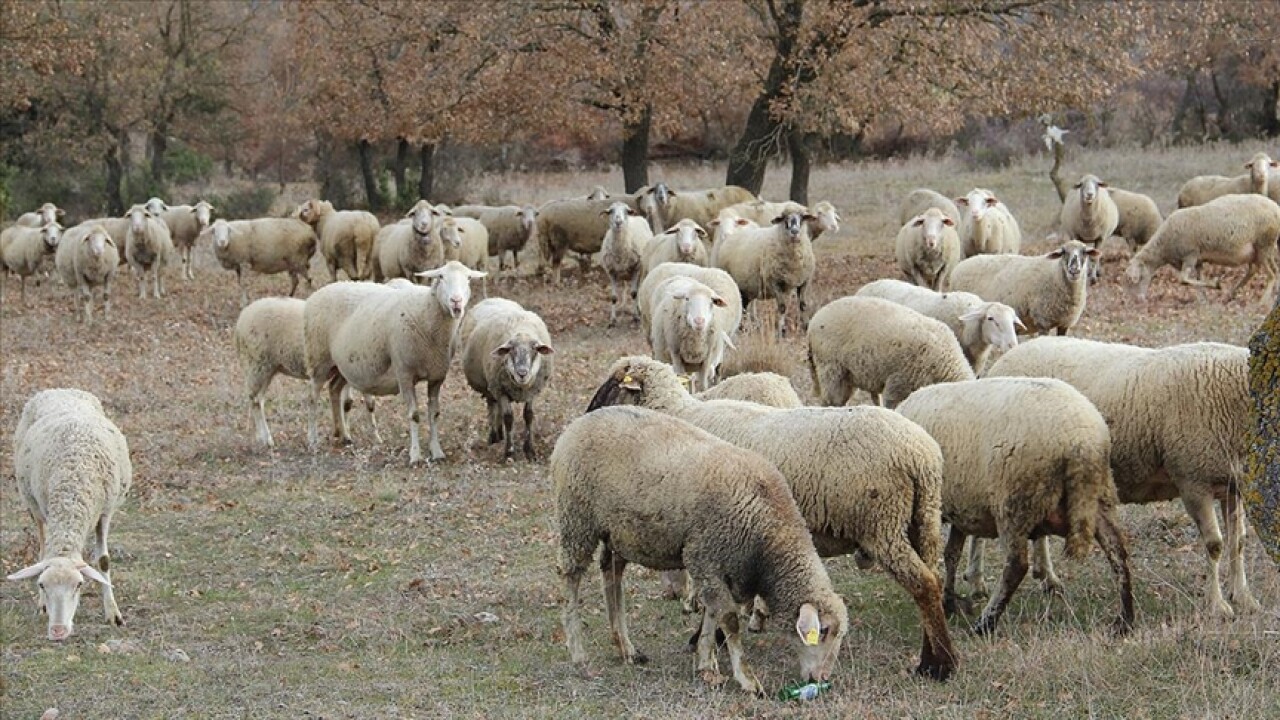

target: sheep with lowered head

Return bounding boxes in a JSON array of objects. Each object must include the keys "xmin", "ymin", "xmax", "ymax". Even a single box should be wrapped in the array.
[
  {"xmin": 711, "ymin": 208, "xmax": 817, "ymax": 336},
  {"xmin": 211, "ymin": 217, "xmax": 317, "ymax": 307},
  {"xmin": 7, "ymin": 389, "xmax": 131, "ymax": 641},
  {"xmin": 896, "ymin": 208, "xmax": 961, "ymax": 291},
  {"xmin": 554, "ymin": 404, "xmax": 848, "ymax": 694},
  {"xmin": 899, "ymin": 188, "xmax": 959, "ymax": 226},
  {"xmin": 641, "ymin": 218, "xmax": 708, "ymax": 277},
  {"xmin": 1109, "ymin": 187, "xmax": 1163, "ymax": 251},
  {"xmin": 647, "ymin": 276, "xmax": 735, "ymax": 391},
  {"xmin": 955, "ymin": 188, "xmax": 1021, "ymax": 256},
  {"xmin": 948, "ymin": 239, "xmax": 1098, "ymax": 336},
  {"xmin": 297, "ymin": 198, "xmax": 380, "ymax": 281},
  {"xmin": 144, "ymin": 197, "xmax": 214, "ymax": 280},
  {"xmin": 1, "ymin": 220, "xmax": 60, "ymax": 302},
  {"xmin": 599, "ymin": 201, "xmax": 653, "ymax": 326},
  {"xmin": 1176, "ymin": 152, "xmax": 1279, "ymax": 208},
  {"xmin": 55, "ymin": 223, "xmax": 118, "ymax": 325},
  {"xmin": 123, "ymin": 203, "xmax": 174, "ymax": 300}
]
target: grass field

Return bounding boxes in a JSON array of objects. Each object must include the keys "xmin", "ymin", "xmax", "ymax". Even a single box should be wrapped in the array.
[{"xmin": 3, "ymin": 142, "xmax": 1279, "ymax": 719}]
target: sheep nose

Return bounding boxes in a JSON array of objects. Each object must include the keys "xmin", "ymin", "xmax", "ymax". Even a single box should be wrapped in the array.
[
  {"xmin": 49, "ymin": 625, "xmax": 70, "ymax": 641},
  {"xmin": 692, "ymin": 316, "xmax": 706, "ymax": 330}
]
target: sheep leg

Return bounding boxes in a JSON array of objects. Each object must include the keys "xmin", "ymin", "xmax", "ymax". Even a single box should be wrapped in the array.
[
  {"xmin": 363, "ymin": 394, "xmax": 381, "ymax": 444},
  {"xmin": 1226, "ymin": 262, "xmax": 1257, "ymax": 302},
  {"xmin": 79, "ymin": 285, "xmax": 92, "ymax": 325},
  {"xmin": 1222, "ymin": 490, "xmax": 1260, "ymax": 612},
  {"xmin": 599, "ymin": 545, "xmax": 646, "ymax": 664},
  {"xmin": 102, "ymin": 276, "xmax": 112, "ymax": 322},
  {"xmin": 484, "ymin": 398, "xmax": 502, "ymax": 445},
  {"xmin": 247, "ymin": 367, "xmax": 276, "ymax": 448},
  {"xmin": 559, "ymin": 563, "xmax": 593, "ymax": 674},
  {"xmin": 693, "ymin": 597, "xmax": 725, "ymax": 686},
  {"xmin": 796, "ymin": 282, "xmax": 811, "ymax": 329},
  {"xmin": 629, "ymin": 272, "xmax": 641, "ymax": 322},
  {"xmin": 873, "ymin": 536, "xmax": 957, "ymax": 681},
  {"xmin": 499, "ymin": 396, "xmax": 516, "ymax": 459},
  {"xmin": 399, "ymin": 378, "xmax": 424, "ymax": 465},
  {"xmin": 607, "ymin": 273, "xmax": 620, "ymax": 327},
  {"xmin": 93, "ymin": 514, "xmax": 123, "ymax": 626},
  {"xmin": 333, "ymin": 381, "xmax": 353, "ymax": 444},
  {"xmin": 326, "ymin": 256, "xmax": 339, "ymax": 283},
  {"xmin": 964, "ymin": 538, "xmax": 988, "ymax": 596},
  {"xmin": 238, "ymin": 267, "xmax": 251, "ymax": 307},
  {"xmin": 136, "ymin": 268, "xmax": 145, "ymax": 299},
  {"xmin": 1180, "ymin": 490, "xmax": 1233, "ymax": 618},
  {"xmin": 775, "ymin": 298, "xmax": 788, "ymax": 337},
  {"xmin": 1177, "ymin": 256, "xmax": 1221, "ymax": 290},
  {"xmin": 285, "ymin": 269, "xmax": 298, "ymax": 299},
  {"xmin": 971, "ymin": 533, "xmax": 1030, "ymax": 636},
  {"xmin": 1031, "ymin": 538, "xmax": 1064, "ymax": 594},
  {"xmin": 942, "ymin": 526, "xmax": 971, "ymax": 616},
  {"xmin": 1094, "ymin": 508, "xmax": 1135, "ymax": 635},
  {"xmin": 425, "ymin": 379, "xmax": 446, "ymax": 461},
  {"xmin": 306, "ymin": 370, "xmax": 330, "ymax": 450},
  {"xmin": 521, "ymin": 401, "xmax": 537, "ymax": 460},
  {"xmin": 706, "ymin": 586, "xmax": 762, "ymax": 695}
]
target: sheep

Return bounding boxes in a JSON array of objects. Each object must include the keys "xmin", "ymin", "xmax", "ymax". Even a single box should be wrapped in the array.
[
  {"xmin": 297, "ymin": 199, "xmax": 380, "ymax": 281},
  {"xmin": 955, "ymin": 188, "xmax": 1021, "ymax": 256},
  {"xmin": 948, "ymin": 240, "xmax": 1098, "ymax": 336},
  {"xmin": 1124, "ymin": 193, "xmax": 1280, "ymax": 304},
  {"xmin": 1176, "ymin": 152, "xmax": 1279, "ymax": 208},
  {"xmin": 54, "ymin": 223, "xmax": 118, "ymax": 325},
  {"xmin": 458, "ymin": 298, "xmax": 555, "ymax": 460},
  {"xmin": 536, "ymin": 194, "xmax": 643, "ymax": 283},
  {"xmin": 211, "ymin": 217, "xmax": 317, "ymax": 307},
  {"xmin": 1, "ymin": 220, "xmax": 60, "ymax": 302},
  {"xmin": 648, "ymin": 277, "xmax": 735, "ymax": 391},
  {"xmin": 694, "ymin": 371, "xmax": 802, "ymax": 408},
  {"xmin": 587, "ymin": 356, "xmax": 957, "ymax": 681},
  {"xmin": 987, "ymin": 337, "xmax": 1262, "ymax": 618},
  {"xmin": 585, "ymin": 185, "xmax": 610, "ymax": 201},
  {"xmin": 143, "ymin": 198, "xmax": 214, "ymax": 280},
  {"xmin": 639, "ymin": 182, "xmax": 757, "ymax": 234},
  {"xmin": 1109, "ymin": 187, "xmax": 1163, "ymax": 251},
  {"xmin": 899, "ymin": 188, "xmax": 960, "ymax": 226},
  {"xmin": 854, "ymin": 278, "xmax": 1022, "ymax": 374},
  {"xmin": 724, "ymin": 199, "xmax": 840, "ymax": 241},
  {"xmin": 371, "ymin": 203, "xmax": 445, "ymax": 283},
  {"xmin": 710, "ymin": 209, "xmax": 817, "ymax": 336},
  {"xmin": 303, "ymin": 261, "xmax": 486, "ymax": 465},
  {"xmin": 67, "ymin": 217, "xmax": 130, "ymax": 264},
  {"xmin": 1060, "ymin": 173, "xmax": 1120, "ymax": 254},
  {"xmin": 807, "ymin": 296, "xmax": 974, "ymax": 408},
  {"xmin": 553, "ymin": 405, "xmax": 848, "ymax": 694},
  {"xmin": 15, "ymin": 202, "xmax": 64, "ymax": 228},
  {"xmin": 896, "ymin": 208, "xmax": 961, "ymax": 291},
  {"xmin": 706, "ymin": 206, "xmax": 760, "ymax": 250},
  {"xmin": 640, "ymin": 218, "xmax": 708, "ymax": 278},
  {"xmin": 439, "ymin": 216, "xmax": 490, "ymax": 296},
  {"xmin": 122, "ymin": 203, "xmax": 173, "ymax": 300},
  {"xmin": 6, "ymin": 389, "xmax": 131, "ymax": 641},
  {"xmin": 598, "ymin": 201, "xmax": 653, "ymax": 326},
  {"xmin": 452, "ymin": 204, "xmax": 538, "ymax": 271},
  {"xmin": 896, "ymin": 377, "xmax": 1134, "ymax": 635}
]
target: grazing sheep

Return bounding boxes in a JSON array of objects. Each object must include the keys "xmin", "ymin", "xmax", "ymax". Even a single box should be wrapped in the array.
[
  {"xmin": 144, "ymin": 197, "xmax": 214, "ymax": 280},
  {"xmin": 695, "ymin": 371, "xmax": 802, "ymax": 408},
  {"xmin": 6, "ymin": 389, "xmax": 131, "ymax": 641},
  {"xmin": 1, "ymin": 220, "xmax": 60, "ymax": 302},
  {"xmin": 54, "ymin": 223, "xmax": 118, "ymax": 325},
  {"xmin": 599, "ymin": 201, "xmax": 653, "ymax": 326},
  {"xmin": 896, "ymin": 208, "xmax": 961, "ymax": 290},
  {"xmin": 235, "ymin": 297, "xmax": 310, "ymax": 449},
  {"xmin": 297, "ymin": 199, "xmax": 380, "ymax": 281},
  {"xmin": 896, "ymin": 377, "xmax": 1134, "ymax": 635},
  {"xmin": 1176, "ymin": 152, "xmax": 1279, "ymax": 208},
  {"xmin": 807, "ymin": 296, "xmax": 973, "ymax": 408},
  {"xmin": 537, "ymin": 194, "xmax": 643, "ymax": 284},
  {"xmin": 439, "ymin": 216, "xmax": 490, "ymax": 296},
  {"xmin": 1109, "ymin": 187, "xmax": 1163, "ymax": 251},
  {"xmin": 948, "ymin": 240, "xmax": 1097, "ymax": 336},
  {"xmin": 452, "ymin": 204, "xmax": 538, "ymax": 271},
  {"xmin": 123, "ymin": 203, "xmax": 174, "ymax": 300},
  {"xmin": 637, "ymin": 262, "xmax": 743, "ymax": 343},
  {"xmin": 641, "ymin": 218, "xmax": 708, "ymax": 278},
  {"xmin": 14, "ymin": 202, "xmax": 64, "ymax": 228},
  {"xmin": 554, "ymin": 406, "xmax": 848, "ymax": 694},
  {"xmin": 711, "ymin": 209, "xmax": 817, "ymax": 336},
  {"xmin": 647, "ymin": 277, "xmax": 734, "ymax": 391},
  {"xmin": 1124, "ymin": 193, "xmax": 1280, "ymax": 304},
  {"xmin": 211, "ymin": 218, "xmax": 317, "ymax": 307},
  {"xmin": 854, "ymin": 278, "xmax": 1022, "ymax": 374},
  {"xmin": 955, "ymin": 188, "xmax": 1021, "ymax": 256},
  {"xmin": 899, "ymin": 188, "xmax": 960, "ymax": 226},
  {"xmin": 303, "ymin": 261, "xmax": 486, "ymax": 465},
  {"xmin": 639, "ymin": 182, "xmax": 757, "ymax": 234},
  {"xmin": 458, "ymin": 298, "xmax": 555, "ymax": 460},
  {"xmin": 987, "ymin": 337, "xmax": 1261, "ymax": 618},
  {"xmin": 371, "ymin": 204, "xmax": 446, "ymax": 283},
  {"xmin": 588, "ymin": 357, "xmax": 957, "ymax": 681}
]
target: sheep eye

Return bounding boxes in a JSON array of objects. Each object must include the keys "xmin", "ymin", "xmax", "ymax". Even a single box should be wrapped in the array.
[
  {"xmin": 819, "ymin": 627, "xmax": 830, "ymax": 640},
  {"xmin": 37, "ymin": 582, "xmax": 44, "ymax": 589}
]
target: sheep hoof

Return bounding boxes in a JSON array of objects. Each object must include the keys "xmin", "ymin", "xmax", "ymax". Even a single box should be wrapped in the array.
[
  {"xmin": 1040, "ymin": 579, "xmax": 1065, "ymax": 596},
  {"xmin": 1228, "ymin": 591, "xmax": 1261, "ymax": 614},
  {"xmin": 970, "ymin": 617, "xmax": 998, "ymax": 636},
  {"xmin": 915, "ymin": 659, "xmax": 952, "ymax": 682},
  {"xmin": 1110, "ymin": 616, "xmax": 1133, "ymax": 637},
  {"xmin": 112, "ymin": 613, "xmax": 125, "ymax": 627},
  {"xmin": 625, "ymin": 651, "xmax": 649, "ymax": 665},
  {"xmin": 1207, "ymin": 599, "xmax": 1235, "ymax": 620}
]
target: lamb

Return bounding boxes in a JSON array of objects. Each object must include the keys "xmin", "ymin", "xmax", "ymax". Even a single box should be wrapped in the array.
[
  {"xmin": 1108, "ymin": 187, "xmax": 1163, "ymax": 251},
  {"xmin": 1124, "ymin": 193, "xmax": 1280, "ymax": 304},
  {"xmin": 647, "ymin": 277, "xmax": 735, "ymax": 391},
  {"xmin": 807, "ymin": 296, "xmax": 974, "ymax": 408},
  {"xmin": 370, "ymin": 203, "xmax": 445, "ymax": 283},
  {"xmin": 854, "ymin": 278, "xmax": 1022, "ymax": 374},
  {"xmin": 458, "ymin": 298, "xmax": 555, "ymax": 460},
  {"xmin": 15, "ymin": 202, "xmax": 64, "ymax": 228},
  {"xmin": 303, "ymin": 261, "xmax": 486, "ymax": 465},
  {"xmin": 987, "ymin": 337, "xmax": 1262, "ymax": 618},
  {"xmin": 640, "ymin": 218, "xmax": 708, "ymax": 277},
  {"xmin": 54, "ymin": 223, "xmax": 118, "ymax": 325},
  {"xmin": 896, "ymin": 208, "xmax": 961, "ymax": 290},
  {"xmin": 587, "ymin": 356, "xmax": 957, "ymax": 680},
  {"xmin": 297, "ymin": 199, "xmax": 380, "ymax": 281},
  {"xmin": 536, "ymin": 194, "xmax": 642, "ymax": 283},
  {"xmin": 553, "ymin": 405, "xmax": 848, "ymax": 694},
  {"xmin": 710, "ymin": 209, "xmax": 817, "ymax": 336},
  {"xmin": 639, "ymin": 182, "xmax": 757, "ymax": 234},
  {"xmin": 899, "ymin": 188, "xmax": 960, "ymax": 226},
  {"xmin": 896, "ymin": 377, "xmax": 1134, "ymax": 635},
  {"xmin": 599, "ymin": 201, "xmax": 653, "ymax": 326},
  {"xmin": 948, "ymin": 239, "xmax": 1098, "ymax": 336},
  {"xmin": 1176, "ymin": 152, "xmax": 1279, "ymax": 208},
  {"xmin": 694, "ymin": 371, "xmax": 802, "ymax": 408},
  {"xmin": 211, "ymin": 217, "xmax": 317, "ymax": 307},
  {"xmin": 1, "ymin": 220, "xmax": 60, "ymax": 302},
  {"xmin": 6, "ymin": 389, "xmax": 131, "ymax": 641},
  {"xmin": 144, "ymin": 197, "xmax": 214, "ymax": 280},
  {"xmin": 123, "ymin": 203, "xmax": 174, "ymax": 300},
  {"xmin": 452, "ymin": 204, "xmax": 538, "ymax": 270},
  {"xmin": 955, "ymin": 188, "xmax": 1021, "ymax": 256},
  {"xmin": 439, "ymin": 216, "xmax": 490, "ymax": 296}
]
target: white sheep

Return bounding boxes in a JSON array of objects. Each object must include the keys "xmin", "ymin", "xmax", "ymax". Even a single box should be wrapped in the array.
[
  {"xmin": 458, "ymin": 298, "xmax": 555, "ymax": 460},
  {"xmin": 235, "ymin": 297, "xmax": 309, "ymax": 449},
  {"xmin": 694, "ymin": 371, "xmax": 802, "ymax": 408},
  {"xmin": 599, "ymin": 201, "xmax": 653, "ymax": 326},
  {"xmin": 724, "ymin": 199, "xmax": 840, "ymax": 241},
  {"xmin": 706, "ymin": 206, "xmax": 760, "ymax": 250},
  {"xmin": 955, "ymin": 188, "xmax": 1021, "ymax": 256},
  {"xmin": 807, "ymin": 296, "xmax": 974, "ymax": 408},
  {"xmin": 452, "ymin": 204, "xmax": 538, "ymax": 271},
  {"xmin": 711, "ymin": 209, "xmax": 817, "ymax": 336},
  {"xmin": 1060, "ymin": 173, "xmax": 1119, "ymax": 252},
  {"xmin": 1176, "ymin": 152, "xmax": 1279, "ymax": 208},
  {"xmin": 537, "ymin": 194, "xmax": 642, "ymax": 283},
  {"xmin": 1, "ymin": 220, "xmax": 60, "ymax": 302},
  {"xmin": 854, "ymin": 278, "xmax": 1022, "ymax": 374},
  {"xmin": 987, "ymin": 337, "xmax": 1261, "ymax": 618},
  {"xmin": 896, "ymin": 208, "xmax": 961, "ymax": 290},
  {"xmin": 896, "ymin": 377, "xmax": 1134, "ymax": 636},
  {"xmin": 948, "ymin": 239, "xmax": 1098, "ymax": 336},
  {"xmin": 637, "ymin": 261, "xmax": 742, "ymax": 340},
  {"xmin": 553, "ymin": 405, "xmax": 848, "ymax": 694},
  {"xmin": 123, "ymin": 203, "xmax": 173, "ymax": 300},
  {"xmin": 899, "ymin": 188, "xmax": 960, "ymax": 226},
  {"xmin": 648, "ymin": 276, "xmax": 735, "ymax": 391},
  {"xmin": 303, "ymin": 261, "xmax": 486, "ymax": 465},
  {"xmin": 297, "ymin": 199, "xmax": 380, "ymax": 281},
  {"xmin": 1124, "ymin": 193, "xmax": 1280, "ymax": 305},
  {"xmin": 54, "ymin": 223, "xmax": 118, "ymax": 325},
  {"xmin": 144, "ymin": 197, "xmax": 214, "ymax": 280},
  {"xmin": 1108, "ymin": 187, "xmax": 1163, "ymax": 251},
  {"xmin": 371, "ymin": 203, "xmax": 445, "ymax": 283},
  {"xmin": 6, "ymin": 389, "xmax": 131, "ymax": 641},
  {"xmin": 439, "ymin": 216, "xmax": 490, "ymax": 296},
  {"xmin": 640, "ymin": 218, "xmax": 708, "ymax": 278},
  {"xmin": 639, "ymin": 182, "xmax": 757, "ymax": 234},
  {"xmin": 14, "ymin": 202, "xmax": 64, "ymax": 228},
  {"xmin": 211, "ymin": 218, "xmax": 317, "ymax": 307},
  {"xmin": 66, "ymin": 217, "xmax": 130, "ymax": 264}
]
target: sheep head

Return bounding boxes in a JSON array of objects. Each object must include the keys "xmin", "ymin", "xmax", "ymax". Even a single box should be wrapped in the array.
[
  {"xmin": 35, "ymin": 203, "xmax": 63, "ymax": 225},
  {"xmin": 795, "ymin": 601, "xmax": 847, "ymax": 684},
  {"xmin": 38, "ymin": 221, "xmax": 61, "ymax": 251},
  {"xmin": 666, "ymin": 219, "xmax": 706, "ymax": 258},
  {"xmin": 810, "ymin": 201, "xmax": 841, "ymax": 236},
  {"xmin": 408, "ymin": 204, "xmax": 437, "ymax": 237},
  {"xmin": 416, "ymin": 260, "xmax": 485, "ymax": 318},
  {"xmin": 492, "ymin": 331, "xmax": 554, "ymax": 388},
  {"xmin": 7, "ymin": 557, "xmax": 111, "ymax": 642},
  {"xmin": 1074, "ymin": 174, "xmax": 1107, "ymax": 206},
  {"xmin": 1123, "ymin": 254, "xmax": 1154, "ymax": 299},
  {"xmin": 602, "ymin": 201, "xmax": 637, "ymax": 231},
  {"xmin": 144, "ymin": 197, "xmax": 169, "ymax": 215},
  {"xmin": 517, "ymin": 205, "xmax": 538, "ymax": 232},
  {"xmin": 86, "ymin": 227, "xmax": 112, "ymax": 258},
  {"xmin": 960, "ymin": 302, "xmax": 1024, "ymax": 350},
  {"xmin": 211, "ymin": 219, "xmax": 233, "ymax": 250},
  {"xmin": 1048, "ymin": 240, "xmax": 1099, "ymax": 284},
  {"xmin": 1247, "ymin": 153, "xmax": 1277, "ymax": 192},
  {"xmin": 586, "ymin": 355, "xmax": 687, "ymax": 412},
  {"xmin": 771, "ymin": 211, "xmax": 816, "ymax": 241},
  {"xmin": 957, "ymin": 188, "xmax": 998, "ymax": 221},
  {"xmin": 673, "ymin": 281, "xmax": 727, "ymax": 334},
  {"xmin": 125, "ymin": 204, "xmax": 153, "ymax": 234},
  {"xmin": 911, "ymin": 208, "xmax": 954, "ymax": 251},
  {"xmin": 192, "ymin": 200, "xmax": 214, "ymax": 229}
]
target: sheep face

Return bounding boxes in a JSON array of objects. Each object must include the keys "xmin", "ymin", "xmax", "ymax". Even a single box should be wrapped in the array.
[
  {"xmin": 517, "ymin": 205, "xmax": 538, "ymax": 232},
  {"xmin": 38, "ymin": 222, "xmax": 61, "ymax": 251},
  {"xmin": 416, "ymin": 260, "xmax": 486, "ymax": 318},
  {"xmin": 36, "ymin": 203, "xmax": 62, "ymax": 225},
  {"xmin": 1075, "ymin": 175, "xmax": 1106, "ymax": 205},
  {"xmin": 675, "ymin": 286, "xmax": 727, "ymax": 334},
  {"xmin": 6, "ymin": 557, "xmax": 110, "ymax": 641},
  {"xmin": 958, "ymin": 189, "xmax": 998, "ymax": 221},
  {"xmin": 1247, "ymin": 153, "xmax": 1277, "ymax": 190},
  {"xmin": 772, "ymin": 211, "xmax": 816, "ymax": 241},
  {"xmin": 604, "ymin": 202, "xmax": 635, "ymax": 231},
  {"xmin": 297, "ymin": 199, "xmax": 330, "ymax": 225},
  {"xmin": 648, "ymin": 182, "xmax": 671, "ymax": 209},
  {"xmin": 668, "ymin": 220, "xmax": 705, "ymax": 258},
  {"xmin": 125, "ymin": 205, "xmax": 153, "ymax": 235},
  {"xmin": 211, "ymin": 219, "xmax": 233, "ymax": 250},
  {"xmin": 493, "ymin": 332, "xmax": 554, "ymax": 388},
  {"xmin": 795, "ymin": 602, "xmax": 846, "ymax": 683},
  {"xmin": 408, "ymin": 205, "xmax": 436, "ymax": 237},
  {"xmin": 440, "ymin": 221, "xmax": 464, "ymax": 248},
  {"xmin": 86, "ymin": 229, "xmax": 111, "ymax": 258},
  {"xmin": 1124, "ymin": 256, "xmax": 1154, "ymax": 298},
  {"xmin": 586, "ymin": 186, "xmax": 610, "ymax": 201},
  {"xmin": 811, "ymin": 202, "xmax": 841, "ymax": 235},
  {"xmin": 144, "ymin": 197, "xmax": 168, "ymax": 215},
  {"xmin": 912, "ymin": 208, "xmax": 954, "ymax": 251},
  {"xmin": 961, "ymin": 303, "xmax": 1023, "ymax": 351},
  {"xmin": 1049, "ymin": 240, "xmax": 1098, "ymax": 284},
  {"xmin": 192, "ymin": 200, "xmax": 214, "ymax": 229}
]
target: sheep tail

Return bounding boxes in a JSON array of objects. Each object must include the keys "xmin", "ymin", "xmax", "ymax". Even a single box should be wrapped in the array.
[{"xmin": 1063, "ymin": 442, "xmax": 1108, "ymax": 560}]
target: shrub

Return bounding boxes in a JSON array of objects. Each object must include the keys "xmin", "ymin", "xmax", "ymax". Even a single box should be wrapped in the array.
[{"xmin": 208, "ymin": 186, "xmax": 278, "ymax": 219}]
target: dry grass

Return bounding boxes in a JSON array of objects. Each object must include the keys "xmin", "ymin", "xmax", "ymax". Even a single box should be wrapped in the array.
[{"xmin": 3, "ymin": 142, "xmax": 1280, "ymax": 719}]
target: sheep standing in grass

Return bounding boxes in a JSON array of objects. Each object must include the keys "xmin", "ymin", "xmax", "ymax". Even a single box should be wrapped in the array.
[
  {"xmin": 15, "ymin": 202, "xmax": 64, "ymax": 228},
  {"xmin": 297, "ymin": 199, "xmax": 380, "ymax": 281},
  {"xmin": 6, "ymin": 389, "xmax": 131, "ymax": 641},
  {"xmin": 948, "ymin": 240, "xmax": 1097, "ymax": 335},
  {"xmin": 1176, "ymin": 152, "xmax": 1279, "ymax": 208},
  {"xmin": 453, "ymin": 204, "xmax": 538, "ymax": 271},
  {"xmin": 647, "ymin": 276, "xmax": 734, "ymax": 391},
  {"xmin": 459, "ymin": 298, "xmax": 554, "ymax": 460},
  {"xmin": 144, "ymin": 197, "xmax": 214, "ymax": 280},
  {"xmin": 807, "ymin": 297, "xmax": 974, "ymax": 408},
  {"xmin": 899, "ymin": 188, "xmax": 960, "ymax": 226},
  {"xmin": 371, "ymin": 203, "xmax": 445, "ymax": 283},
  {"xmin": 554, "ymin": 405, "xmax": 848, "ymax": 694},
  {"xmin": 988, "ymin": 337, "xmax": 1262, "ymax": 617},
  {"xmin": 1124, "ymin": 193, "xmax": 1280, "ymax": 305},
  {"xmin": 588, "ymin": 356, "xmax": 957, "ymax": 680},
  {"xmin": 123, "ymin": 203, "xmax": 173, "ymax": 300},
  {"xmin": 54, "ymin": 224, "xmax": 118, "ymax": 325},
  {"xmin": 711, "ymin": 209, "xmax": 817, "ymax": 336},
  {"xmin": 897, "ymin": 377, "xmax": 1134, "ymax": 636},
  {"xmin": 599, "ymin": 201, "xmax": 652, "ymax": 326},
  {"xmin": 896, "ymin": 208, "xmax": 961, "ymax": 290},
  {"xmin": 1060, "ymin": 175, "xmax": 1119, "ymax": 249},
  {"xmin": 211, "ymin": 218, "xmax": 317, "ymax": 307},
  {"xmin": 1, "ymin": 221, "xmax": 60, "ymax": 302},
  {"xmin": 955, "ymin": 188, "xmax": 1021, "ymax": 256},
  {"xmin": 1109, "ymin": 187, "xmax": 1163, "ymax": 251},
  {"xmin": 641, "ymin": 218, "xmax": 708, "ymax": 277},
  {"xmin": 304, "ymin": 261, "xmax": 486, "ymax": 465}
]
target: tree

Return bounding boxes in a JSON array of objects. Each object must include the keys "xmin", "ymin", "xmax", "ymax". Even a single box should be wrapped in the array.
[{"xmin": 1247, "ymin": 296, "xmax": 1280, "ymax": 565}]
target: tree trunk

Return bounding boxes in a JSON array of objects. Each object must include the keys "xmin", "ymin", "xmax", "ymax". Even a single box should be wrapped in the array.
[
  {"xmin": 316, "ymin": 134, "xmax": 337, "ymax": 202},
  {"xmin": 150, "ymin": 126, "xmax": 168, "ymax": 184},
  {"xmin": 357, "ymin": 139, "xmax": 382, "ymax": 212},
  {"xmin": 1171, "ymin": 74, "xmax": 1198, "ymax": 143},
  {"xmin": 1246, "ymin": 295, "xmax": 1280, "ymax": 565},
  {"xmin": 418, "ymin": 142, "xmax": 436, "ymax": 201},
  {"xmin": 621, "ymin": 105, "xmax": 651, "ymax": 193},
  {"xmin": 1263, "ymin": 80, "xmax": 1280, "ymax": 138},
  {"xmin": 787, "ymin": 129, "xmax": 812, "ymax": 204},
  {"xmin": 393, "ymin": 137, "xmax": 410, "ymax": 206},
  {"xmin": 1210, "ymin": 70, "xmax": 1232, "ymax": 139},
  {"xmin": 104, "ymin": 142, "xmax": 125, "ymax": 216},
  {"xmin": 725, "ymin": 1, "xmax": 803, "ymax": 194}
]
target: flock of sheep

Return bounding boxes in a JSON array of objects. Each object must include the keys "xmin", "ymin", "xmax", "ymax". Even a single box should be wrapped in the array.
[{"xmin": 3, "ymin": 147, "xmax": 1279, "ymax": 696}]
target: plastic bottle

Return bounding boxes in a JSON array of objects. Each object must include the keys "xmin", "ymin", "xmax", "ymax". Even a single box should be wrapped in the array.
[{"xmin": 778, "ymin": 680, "xmax": 832, "ymax": 701}]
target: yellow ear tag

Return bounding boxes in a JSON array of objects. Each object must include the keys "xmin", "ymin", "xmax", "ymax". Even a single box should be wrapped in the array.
[
  {"xmin": 804, "ymin": 628, "xmax": 820, "ymax": 646},
  {"xmin": 622, "ymin": 375, "xmax": 633, "ymax": 384},
  {"xmin": 676, "ymin": 375, "xmax": 691, "ymax": 388}
]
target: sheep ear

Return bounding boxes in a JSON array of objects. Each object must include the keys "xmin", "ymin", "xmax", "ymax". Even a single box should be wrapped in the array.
[
  {"xmin": 6, "ymin": 561, "xmax": 50, "ymax": 581},
  {"xmin": 1097, "ymin": 181, "xmax": 1108, "ymax": 188},
  {"xmin": 1073, "ymin": 182, "xmax": 1082, "ymax": 189},
  {"xmin": 467, "ymin": 269, "xmax": 488, "ymax": 279},
  {"xmin": 708, "ymin": 219, "xmax": 721, "ymax": 228},
  {"xmin": 491, "ymin": 341, "xmax": 513, "ymax": 357},
  {"xmin": 802, "ymin": 214, "xmax": 817, "ymax": 222},
  {"xmin": 1047, "ymin": 249, "xmax": 1066, "ymax": 259},
  {"xmin": 1014, "ymin": 315, "xmax": 1028, "ymax": 331},
  {"xmin": 711, "ymin": 294, "xmax": 727, "ymax": 307},
  {"xmin": 796, "ymin": 603, "xmax": 821, "ymax": 646},
  {"xmin": 78, "ymin": 564, "xmax": 111, "ymax": 587},
  {"xmin": 619, "ymin": 373, "xmax": 642, "ymax": 391},
  {"xmin": 535, "ymin": 343, "xmax": 554, "ymax": 355},
  {"xmin": 770, "ymin": 215, "xmax": 786, "ymax": 225},
  {"xmin": 1085, "ymin": 247, "xmax": 1101, "ymax": 257},
  {"xmin": 955, "ymin": 197, "xmax": 969, "ymax": 207},
  {"xmin": 942, "ymin": 217, "xmax": 955, "ymax": 226},
  {"xmin": 695, "ymin": 226, "xmax": 707, "ymax": 239},
  {"xmin": 415, "ymin": 268, "xmax": 445, "ymax": 279},
  {"xmin": 599, "ymin": 209, "xmax": 610, "ymax": 217},
  {"xmin": 911, "ymin": 217, "xmax": 924, "ymax": 227},
  {"xmin": 958, "ymin": 308, "xmax": 985, "ymax": 323},
  {"xmin": 56, "ymin": 208, "xmax": 65, "ymax": 218},
  {"xmin": 985, "ymin": 197, "xmax": 998, "ymax": 206}
]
